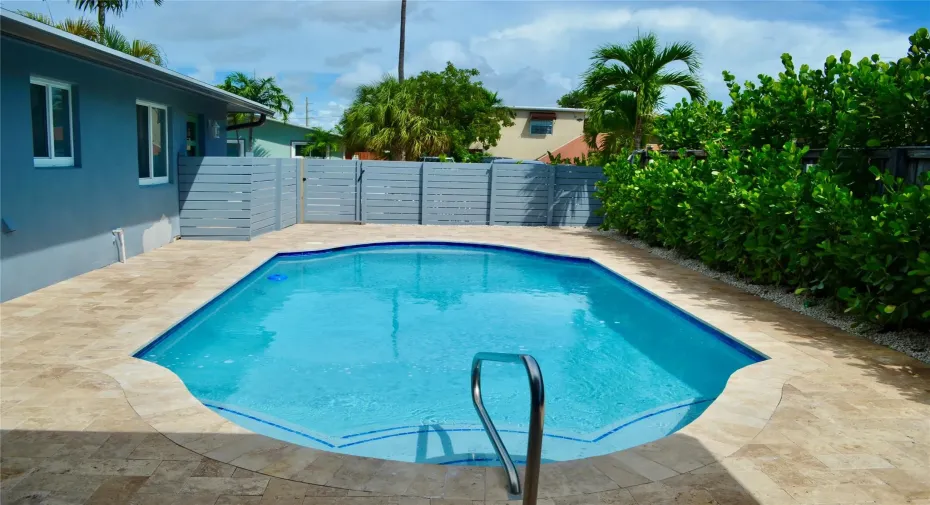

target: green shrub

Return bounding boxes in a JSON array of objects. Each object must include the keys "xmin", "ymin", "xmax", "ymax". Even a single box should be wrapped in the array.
[
  {"xmin": 596, "ymin": 145, "xmax": 930, "ymax": 328},
  {"xmin": 599, "ymin": 29, "xmax": 930, "ymax": 329}
]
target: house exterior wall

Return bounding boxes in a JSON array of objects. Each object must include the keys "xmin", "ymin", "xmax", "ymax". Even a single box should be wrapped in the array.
[
  {"xmin": 0, "ymin": 37, "xmax": 229, "ymax": 301},
  {"xmin": 485, "ymin": 109, "xmax": 586, "ymax": 160},
  {"xmin": 227, "ymin": 120, "xmax": 344, "ymax": 159}
]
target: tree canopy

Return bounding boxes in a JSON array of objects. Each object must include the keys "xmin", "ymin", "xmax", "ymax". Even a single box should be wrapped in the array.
[
  {"xmin": 556, "ymin": 88, "xmax": 587, "ymax": 108},
  {"xmin": 18, "ymin": 11, "xmax": 164, "ymax": 65},
  {"xmin": 582, "ymin": 32, "xmax": 705, "ymax": 151},
  {"xmin": 340, "ymin": 63, "xmax": 514, "ymax": 160}
]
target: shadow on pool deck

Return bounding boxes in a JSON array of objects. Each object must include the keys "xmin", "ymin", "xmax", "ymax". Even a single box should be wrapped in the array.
[{"xmin": 0, "ymin": 427, "xmax": 775, "ymax": 504}]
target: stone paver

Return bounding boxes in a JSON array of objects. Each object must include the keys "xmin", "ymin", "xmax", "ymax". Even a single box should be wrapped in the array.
[{"xmin": 1, "ymin": 224, "xmax": 928, "ymax": 504}]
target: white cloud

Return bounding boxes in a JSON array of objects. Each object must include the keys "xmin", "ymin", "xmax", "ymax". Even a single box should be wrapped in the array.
[
  {"xmin": 9, "ymin": 0, "xmax": 918, "ymax": 112},
  {"xmin": 332, "ymin": 62, "xmax": 385, "ymax": 96}
]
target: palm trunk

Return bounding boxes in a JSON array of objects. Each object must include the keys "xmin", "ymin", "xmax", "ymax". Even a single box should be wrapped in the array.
[
  {"xmin": 398, "ymin": 0, "xmax": 406, "ymax": 82},
  {"xmin": 632, "ymin": 115, "xmax": 643, "ymax": 151},
  {"xmin": 632, "ymin": 90, "xmax": 644, "ymax": 150},
  {"xmin": 97, "ymin": 1, "xmax": 105, "ymax": 43}
]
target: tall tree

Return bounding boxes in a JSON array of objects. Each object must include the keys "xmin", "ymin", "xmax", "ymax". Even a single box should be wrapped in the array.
[
  {"xmin": 582, "ymin": 32, "xmax": 705, "ymax": 150},
  {"xmin": 18, "ymin": 11, "xmax": 165, "ymax": 65},
  {"xmin": 341, "ymin": 77, "xmax": 447, "ymax": 161},
  {"xmin": 217, "ymin": 72, "xmax": 295, "ymax": 153},
  {"xmin": 398, "ymin": 0, "xmax": 407, "ymax": 81},
  {"xmin": 303, "ymin": 127, "xmax": 342, "ymax": 158},
  {"xmin": 557, "ymin": 88, "xmax": 587, "ymax": 109},
  {"xmin": 73, "ymin": 0, "xmax": 164, "ymax": 43},
  {"xmin": 340, "ymin": 64, "xmax": 514, "ymax": 161},
  {"xmin": 408, "ymin": 63, "xmax": 514, "ymax": 157}
]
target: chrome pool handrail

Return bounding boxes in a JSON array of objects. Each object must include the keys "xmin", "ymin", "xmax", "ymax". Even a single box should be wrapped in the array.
[{"xmin": 471, "ymin": 352, "xmax": 545, "ymax": 505}]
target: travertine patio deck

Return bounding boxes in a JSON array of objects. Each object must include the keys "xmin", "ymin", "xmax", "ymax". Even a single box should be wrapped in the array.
[{"xmin": 1, "ymin": 224, "xmax": 928, "ymax": 505}]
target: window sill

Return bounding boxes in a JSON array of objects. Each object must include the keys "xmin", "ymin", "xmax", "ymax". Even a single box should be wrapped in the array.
[
  {"xmin": 139, "ymin": 177, "xmax": 170, "ymax": 187},
  {"xmin": 34, "ymin": 158, "xmax": 76, "ymax": 168}
]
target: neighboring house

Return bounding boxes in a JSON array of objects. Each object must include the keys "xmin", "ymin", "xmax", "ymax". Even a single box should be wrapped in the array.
[
  {"xmin": 0, "ymin": 10, "xmax": 273, "ymax": 301},
  {"xmin": 483, "ymin": 106, "xmax": 587, "ymax": 160},
  {"xmin": 226, "ymin": 117, "xmax": 345, "ymax": 159},
  {"xmin": 537, "ymin": 134, "xmax": 605, "ymax": 164}
]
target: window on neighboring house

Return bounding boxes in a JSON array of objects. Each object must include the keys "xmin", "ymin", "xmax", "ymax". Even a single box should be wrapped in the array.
[
  {"xmin": 530, "ymin": 119, "xmax": 553, "ymax": 135},
  {"xmin": 226, "ymin": 138, "xmax": 245, "ymax": 157},
  {"xmin": 291, "ymin": 141, "xmax": 309, "ymax": 158},
  {"xmin": 136, "ymin": 100, "xmax": 169, "ymax": 185},
  {"xmin": 30, "ymin": 77, "xmax": 74, "ymax": 167}
]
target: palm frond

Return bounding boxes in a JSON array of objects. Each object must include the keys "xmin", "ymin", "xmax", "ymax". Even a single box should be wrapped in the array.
[
  {"xmin": 651, "ymin": 41, "xmax": 702, "ymax": 75},
  {"xmin": 59, "ymin": 18, "xmax": 100, "ymax": 40},
  {"xmin": 655, "ymin": 71, "xmax": 706, "ymax": 102},
  {"xmin": 17, "ymin": 10, "xmax": 54, "ymax": 25},
  {"xmin": 128, "ymin": 39, "xmax": 164, "ymax": 65}
]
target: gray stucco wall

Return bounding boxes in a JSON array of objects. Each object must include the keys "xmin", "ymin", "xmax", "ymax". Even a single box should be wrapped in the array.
[{"xmin": 0, "ymin": 37, "xmax": 229, "ymax": 301}]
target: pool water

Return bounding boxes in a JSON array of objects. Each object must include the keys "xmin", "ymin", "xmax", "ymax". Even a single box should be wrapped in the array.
[{"xmin": 137, "ymin": 243, "xmax": 764, "ymax": 464}]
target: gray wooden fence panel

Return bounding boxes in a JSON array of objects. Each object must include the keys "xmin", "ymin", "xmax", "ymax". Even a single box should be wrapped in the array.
[
  {"xmin": 304, "ymin": 159, "xmax": 358, "ymax": 223},
  {"xmin": 293, "ymin": 159, "xmax": 606, "ymax": 227},
  {"xmin": 361, "ymin": 161, "xmax": 423, "ymax": 224},
  {"xmin": 422, "ymin": 163, "xmax": 491, "ymax": 225},
  {"xmin": 279, "ymin": 159, "xmax": 299, "ymax": 229},
  {"xmin": 552, "ymin": 164, "xmax": 605, "ymax": 226},
  {"xmin": 179, "ymin": 157, "xmax": 301, "ymax": 241},
  {"xmin": 491, "ymin": 164, "xmax": 551, "ymax": 225}
]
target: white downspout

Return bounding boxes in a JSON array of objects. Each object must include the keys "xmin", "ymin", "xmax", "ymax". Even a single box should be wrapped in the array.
[{"xmin": 112, "ymin": 228, "xmax": 126, "ymax": 263}]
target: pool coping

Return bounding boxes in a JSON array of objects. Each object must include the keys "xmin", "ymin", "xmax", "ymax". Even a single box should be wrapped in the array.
[{"xmin": 96, "ymin": 237, "xmax": 829, "ymax": 500}]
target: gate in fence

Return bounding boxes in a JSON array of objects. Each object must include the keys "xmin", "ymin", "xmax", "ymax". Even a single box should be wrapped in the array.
[{"xmin": 301, "ymin": 160, "xmax": 605, "ymax": 227}]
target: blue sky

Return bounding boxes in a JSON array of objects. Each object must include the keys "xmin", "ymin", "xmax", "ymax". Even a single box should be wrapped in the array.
[{"xmin": 6, "ymin": 1, "xmax": 928, "ymax": 129}]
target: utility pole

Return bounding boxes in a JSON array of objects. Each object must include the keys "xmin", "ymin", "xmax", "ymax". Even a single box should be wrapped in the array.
[
  {"xmin": 398, "ymin": 0, "xmax": 406, "ymax": 82},
  {"xmin": 305, "ymin": 97, "xmax": 309, "ymax": 127}
]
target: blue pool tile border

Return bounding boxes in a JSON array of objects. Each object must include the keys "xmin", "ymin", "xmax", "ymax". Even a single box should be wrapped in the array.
[
  {"xmin": 134, "ymin": 240, "xmax": 768, "ymax": 363},
  {"xmin": 204, "ymin": 397, "xmax": 714, "ymax": 451}
]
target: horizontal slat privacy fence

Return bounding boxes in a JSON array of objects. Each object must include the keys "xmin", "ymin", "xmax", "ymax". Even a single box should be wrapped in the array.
[
  {"xmin": 179, "ymin": 157, "xmax": 299, "ymax": 240},
  {"xmin": 301, "ymin": 159, "xmax": 605, "ymax": 226}
]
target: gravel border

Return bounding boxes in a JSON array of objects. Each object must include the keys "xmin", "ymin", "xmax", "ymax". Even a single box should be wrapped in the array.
[{"xmin": 595, "ymin": 230, "xmax": 930, "ymax": 364}]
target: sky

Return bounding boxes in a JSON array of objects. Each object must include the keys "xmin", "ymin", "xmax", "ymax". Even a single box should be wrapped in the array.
[{"xmin": 5, "ymin": 0, "xmax": 928, "ymax": 129}]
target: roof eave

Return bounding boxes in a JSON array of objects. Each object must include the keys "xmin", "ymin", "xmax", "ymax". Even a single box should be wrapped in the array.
[{"xmin": 0, "ymin": 10, "xmax": 274, "ymax": 116}]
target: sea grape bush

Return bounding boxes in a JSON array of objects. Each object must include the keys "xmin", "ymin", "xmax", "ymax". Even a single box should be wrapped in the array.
[
  {"xmin": 657, "ymin": 28, "xmax": 930, "ymax": 153},
  {"xmin": 599, "ymin": 29, "xmax": 930, "ymax": 328},
  {"xmin": 597, "ymin": 144, "xmax": 930, "ymax": 328}
]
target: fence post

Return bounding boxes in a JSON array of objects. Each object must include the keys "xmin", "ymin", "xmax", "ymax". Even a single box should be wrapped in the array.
[
  {"xmin": 274, "ymin": 158, "xmax": 283, "ymax": 230},
  {"xmin": 546, "ymin": 164, "xmax": 556, "ymax": 226},
  {"xmin": 353, "ymin": 160, "xmax": 360, "ymax": 222},
  {"xmin": 420, "ymin": 162, "xmax": 428, "ymax": 224},
  {"xmin": 488, "ymin": 163, "xmax": 497, "ymax": 225},
  {"xmin": 298, "ymin": 158, "xmax": 305, "ymax": 224},
  {"xmin": 358, "ymin": 161, "xmax": 367, "ymax": 223}
]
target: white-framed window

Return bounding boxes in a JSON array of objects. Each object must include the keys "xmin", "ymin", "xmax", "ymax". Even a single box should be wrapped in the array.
[
  {"xmin": 290, "ymin": 141, "xmax": 308, "ymax": 158},
  {"xmin": 136, "ymin": 100, "xmax": 169, "ymax": 185},
  {"xmin": 530, "ymin": 119, "xmax": 554, "ymax": 135},
  {"xmin": 226, "ymin": 138, "xmax": 245, "ymax": 157},
  {"xmin": 30, "ymin": 77, "xmax": 75, "ymax": 167}
]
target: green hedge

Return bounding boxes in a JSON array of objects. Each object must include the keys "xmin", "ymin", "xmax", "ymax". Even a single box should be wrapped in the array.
[{"xmin": 596, "ymin": 144, "xmax": 930, "ymax": 328}]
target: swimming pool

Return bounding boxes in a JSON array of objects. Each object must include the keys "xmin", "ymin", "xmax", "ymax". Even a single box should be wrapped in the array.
[{"xmin": 136, "ymin": 242, "xmax": 765, "ymax": 465}]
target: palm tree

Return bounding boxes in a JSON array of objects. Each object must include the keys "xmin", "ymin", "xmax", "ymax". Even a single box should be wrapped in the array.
[
  {"xmin": 17, "ymin": 11, "xmax": 165, "ymax": 65},
  {"xmin": 582, "ymin": 32, "xmax": 705, "ymax": 150},
  {"xmin": 100, "ymin": 25, "xmax": 164, "ymax": 65},
  {"xmin": 73, "ymin": 0, "xmax": 163, "ymax": 43},
  {"xmin": 340, "ymin": 76, "xmax": 447, "ymax": 161},
  {"xmin": 304, "ymin": 127, "xmax": 342, "ymax": 158},
  {"xmin": 217, "ymin": 72, "xmax": 295, "ymax": 153},
  {"xmin": 398, "ymin": 0, "xmax": 407, "ymax": 81}
]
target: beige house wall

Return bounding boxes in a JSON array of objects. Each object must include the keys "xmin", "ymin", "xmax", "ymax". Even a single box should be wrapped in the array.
[{"xmin": 485, "ymin": 109, "xmax": 586, "ymax": 160}]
